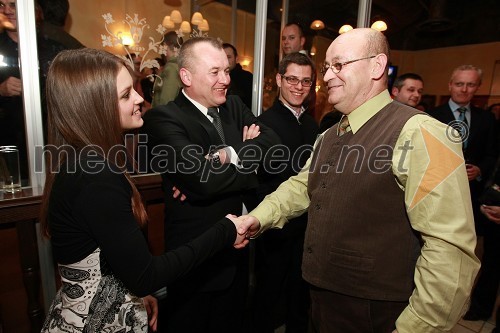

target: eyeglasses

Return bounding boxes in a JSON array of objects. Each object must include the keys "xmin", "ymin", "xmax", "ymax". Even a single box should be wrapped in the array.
[
  {"xmin": 280, "ymin": 75, "xmax": 313, "ymax": 87},
  {"xmin": 0, "ymin": 2, "xmax": 15, "ymax": 11},
  {"xmin": 321, "ymin": 55, "xmax": 376, "ymax": 76}
]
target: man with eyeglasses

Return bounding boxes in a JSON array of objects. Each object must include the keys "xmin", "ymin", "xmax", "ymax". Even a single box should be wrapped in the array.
[
  {"xmin": 428, "ymin": 65, "xmax": 498, "ymax": 323},
  {"xmin": 0, "ymin": 0, "xmax": 65, "ymax": 185},
  {"xmin": 251, "ymin": 52, "xmax": 319, "ymax": 333},
  {"xmin": 237, "ymin": 28, "xmax": 479, "ymax": 332}
]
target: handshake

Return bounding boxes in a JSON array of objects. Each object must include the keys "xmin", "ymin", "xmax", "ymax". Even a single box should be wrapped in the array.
[{"xmin": 225, "ymin": 214, "xmax": 262, "ymax": 249}]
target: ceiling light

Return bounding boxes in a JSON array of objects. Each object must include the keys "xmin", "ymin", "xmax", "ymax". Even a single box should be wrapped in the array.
[
  {"xmin": 371, "ymin": 20, "xmax": 387, "ymax": 32},
  {"xmin": 338, "ymin": 24, "xmax": 353, "ymax": 34},
  {"xmin": 310, "ymin": 20, "xmax": 325, "ymax": 30}
]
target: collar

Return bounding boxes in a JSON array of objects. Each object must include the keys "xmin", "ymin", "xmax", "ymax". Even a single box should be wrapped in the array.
[
  {"xmin": 279, "ymin": 98, "xmax": 305, "ymax": 119},
  {"xmin": 345, "ymin": 90, "xmax": 392, "ymax": 134},
  {"xmin": 448, "ymin": 99, "xmax": 470, "ymax": 113},
  {"xmin": 182, "ymin": 89, "xmax": 217, "ymax": 118}
]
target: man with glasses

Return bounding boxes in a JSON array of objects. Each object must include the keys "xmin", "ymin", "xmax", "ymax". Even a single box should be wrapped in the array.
[
  {"xmin": 0, "ymin": 0, "xmax": 65, "ymax": 184},
  {"xmin": 251, "ymin": 52, "xmax": 318, "ymax": 333},
  {"xmin": 237, "ymin": 28, "xmax": 479, "ymax": 332}
]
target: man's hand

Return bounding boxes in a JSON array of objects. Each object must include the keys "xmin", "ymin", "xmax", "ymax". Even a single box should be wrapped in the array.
[
  {"xmin": 481, "ymin": 204, "xmax": 500, "ymax": 224},
  {"xmin": 142, "ymin": 295, "xmax": 158, "ymax": 332},
  {"xmin": 225, "ymin": 214, "xmax": 250, "ymax": 249},
  {"xmin": 243, "ymin": 124, "xmax": 261, "ymax": 141},
  {"xmin": 172, "ymin": 186, "xmax": 187, "ymax": 201},
  {"xmin": 0, "ymin": 77, "xmax": 22, "ymax": 97},
  {"xmin": 465, "ymin": 164, "xmax": 481, "ymax": 181},
  {"xmin": 235, "ymin": 214, "xmax": 261, "ymax": 238}
]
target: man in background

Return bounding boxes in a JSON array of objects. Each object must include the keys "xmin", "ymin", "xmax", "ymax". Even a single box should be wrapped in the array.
[
  {"xmin": 280, "ymin": 23, "xmax": 316, "ymax": 119},
  {"xmin": 223, "ymin": 42, "xmax": 253, "ymax": 110},
  {"xmin": 428, "ymin": 65, "xmax": 497, "ymax": 241},
  {"xmin": 252, "ymin": 52, "xmax": 319, "ymax": 333},
  {"xmin": 391, "ymin": 72, "xmax": 424, "ymax": 108},
  {"xmin": 0, "ymin": 0, "xmax": 65, "ymax": 184},
  {"xmin": 281, "ymin": 23, "xmax": 306, "ymax": 55}
]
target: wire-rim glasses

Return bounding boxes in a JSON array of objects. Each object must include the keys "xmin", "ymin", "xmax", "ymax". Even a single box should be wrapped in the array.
[
  {"xmin": 321, "ymin": 55, "xmax": 376, "ymax": 76},
  {"xmin": 280, "ymin": 75, "xmax": 314, "ymax": 87}
]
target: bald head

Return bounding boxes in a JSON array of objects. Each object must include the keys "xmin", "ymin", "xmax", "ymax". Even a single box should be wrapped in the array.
[{"xmin": 322, "ymin": 28, "xmax": 390, "ymax": 114}]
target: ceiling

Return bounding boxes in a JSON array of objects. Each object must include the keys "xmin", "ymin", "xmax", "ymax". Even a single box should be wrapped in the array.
[{"xmin": 209, "ymin": 0, "xmax": 500, "ymax": 51}]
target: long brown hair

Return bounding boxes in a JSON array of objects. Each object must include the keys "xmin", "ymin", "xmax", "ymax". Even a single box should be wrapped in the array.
[{"xmin": 40, "ymin": 48, "xmax": 147, "ymax": 237}]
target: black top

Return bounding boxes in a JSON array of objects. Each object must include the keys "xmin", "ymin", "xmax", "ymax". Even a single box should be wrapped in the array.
[
  {"xmin": 227, "ymin": 63, "xmax": 253, "ymax": 109},
  {"xmin": 48, "ymin": 156, "xmax": 236, "ymax": 297},
  {"xmin": 257, "ymin": 99, "xmax": 319, "ymax": 195}
]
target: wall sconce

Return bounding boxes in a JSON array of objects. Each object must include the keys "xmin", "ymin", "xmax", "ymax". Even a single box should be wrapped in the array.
[
  {"xmin": 191, "ymin": 12, "xmax": 203, "ymax": 25},
  {"xmin": 162, "ymin": 15, "xmax": 175, "ymax": 29},
  {"xmin": 198, "ymin": 19, "xmax": 209, "ymax": 32},
  {"xmin": 162, "ymin": 9, "xmax": 209, "ymax": 37},
  {"xmin": 180, "ymin": 21, "xmax": 192, "ymax": 34},
  {"xmin": 338, "ymin": 24, "xmax": 354, "ymax": 34},
  {"xmin": 371, "ymin": 20, "xmax": 387, "ymax": 32},
  {"xmin": 117, "ymin": 32, "xmax": 134, "ymax": 46},
  {"xmin": 239, "ymin": 55, "xmax": 253, "ymax": 68},
  {"xmin": 101, "ymin": 12, "xmax": 168, "ymax": 74},
  {"xmin": 310, "ymin": 20, "xmax": 325, "ymax": 30},
  {"xmin": 170, "ymin": 10, "xmax": 182, "ymax": 24}
]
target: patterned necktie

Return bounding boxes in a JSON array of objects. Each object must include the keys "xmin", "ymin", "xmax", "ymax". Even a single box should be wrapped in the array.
[
  {"xmin": 207, "ymin": 107, "xmax": 225, "ymax": 143},
  {"xmin": 457, "ymin": 107, "xmax": 469, "ymax": 149},
  {"xmin": 338, "ymin": 115, "xmax": 351, "ymax": 136}
]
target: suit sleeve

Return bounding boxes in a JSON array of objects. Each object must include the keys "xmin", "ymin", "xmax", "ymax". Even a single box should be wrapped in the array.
[
  {"xmin": 141, "ymin": 103, "xmax": 260, "ymax": 201},
  {"xmin": 224, "ymin": 96, "xmax": 281, "ymax": 169}
]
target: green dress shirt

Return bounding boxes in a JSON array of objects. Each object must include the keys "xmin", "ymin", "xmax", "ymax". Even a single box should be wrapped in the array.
[{"xmin": 250, "ymin": 90, "xmax": 480, "ymax": 332}]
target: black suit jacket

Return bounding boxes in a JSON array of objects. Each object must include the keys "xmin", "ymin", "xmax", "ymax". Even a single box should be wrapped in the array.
[
  {"xmin": 141, "ymin": 93, "xmax": 280, "ymax": 291},
  {"xmin": 428, "ymin": 103, "xmax": 498, "ymax": 232}
]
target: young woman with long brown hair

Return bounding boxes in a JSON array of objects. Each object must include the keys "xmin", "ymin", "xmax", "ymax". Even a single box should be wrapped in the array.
[{"xmin": 40, "ymin": 48, "xmax": 247, "ymax": 333}]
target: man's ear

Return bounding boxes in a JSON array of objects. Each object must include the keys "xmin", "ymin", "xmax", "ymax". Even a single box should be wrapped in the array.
[
  {"xmin": 371, "ymin": 53, "xmax": 388, "ymax": 80},
  {"xmin": 391, "ymin": 86, "xmax": 399, "ymax": 96},
  {"xmin": 180, "ymin": 68, "xmax": 191, "ymax": 86},
  {"xmin": 276, "ymin": 73, "xmax": 282, "ymax": 89}
]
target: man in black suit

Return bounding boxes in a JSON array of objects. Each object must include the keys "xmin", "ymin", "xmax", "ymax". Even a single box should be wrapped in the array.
[
  {"xmin": 141, "ymin": 37, "xmax": 279, "ymax": 333},
  {"xmin": 252, "ymin": 52, "xmax": 318, "ymax": 333},
  {"xmin": 428, "ymin": 65, "xmax": 497, "ymax": 238}
]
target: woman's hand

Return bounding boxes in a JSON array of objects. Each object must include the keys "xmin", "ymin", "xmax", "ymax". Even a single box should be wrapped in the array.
[{"xmin": 142, "ymin": 295, "xmax": 158, "ymax": 332}]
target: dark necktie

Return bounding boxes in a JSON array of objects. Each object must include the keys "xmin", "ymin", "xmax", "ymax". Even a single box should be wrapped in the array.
[
  {"xmin": 207, "ymin": 107, "xmax": 225, "ymax": 143},
  {"xmin": 457, "ymin": 106, "xmax": 468, "ymax": 125},
  {"xmin": 457, "ymin": 107, "xmax": 469, "ymax": 149}
]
